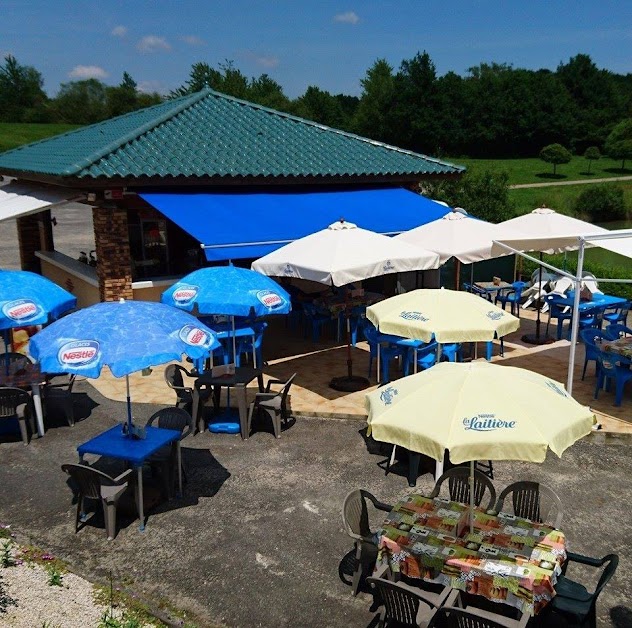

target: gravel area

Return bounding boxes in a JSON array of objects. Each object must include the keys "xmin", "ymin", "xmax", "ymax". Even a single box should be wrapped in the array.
[{"xmin": 1, "ymin": 561, "xmax": 108, "ymax": 627}]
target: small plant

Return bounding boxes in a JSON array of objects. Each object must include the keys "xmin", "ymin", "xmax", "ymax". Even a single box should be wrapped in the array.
[
  {"xmin": 0, "ymin": 539, "xmax": 19, "ymax": 568},
  {"xmin": 46, "ymin": 564, "xmax": 63, "ymax": 587},
  {"xmin": 41, "ymin": 621, "xmax": 62, "ymax": 628}
]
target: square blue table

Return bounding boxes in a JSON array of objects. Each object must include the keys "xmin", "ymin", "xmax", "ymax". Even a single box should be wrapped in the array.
[{"xmin": 77, "ymin": 425, "xmax": 182, "ymax": 531}]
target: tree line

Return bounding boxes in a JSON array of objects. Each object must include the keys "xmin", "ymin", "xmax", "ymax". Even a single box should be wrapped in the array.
[{"xmin": 1, "ymin": 52, "xmax": 631, "ymax": 159}]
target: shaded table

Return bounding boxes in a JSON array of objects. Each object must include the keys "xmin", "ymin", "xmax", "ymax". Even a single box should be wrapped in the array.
[
  {"xmin": 474, "ymin": 280, "xmax": 512, "ymax": 297},
  {"xmin": 192, "ymin": 367, "xmax": 264, "ymax": 438},
  {"xmin": 78, "ymin": 424, "xmax": 182, "ymax": 531},
  {"xmin": 378, "ymin": 493, "xmax": 566, "ymax": 617},
  {"xmin": 0, "ymin": 363, "xmax": 47, "ymax": 437}
]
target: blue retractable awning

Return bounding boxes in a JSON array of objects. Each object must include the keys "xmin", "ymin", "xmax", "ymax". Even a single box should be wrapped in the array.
[{"xmin": 141, "ymin": 187, "xmax": 449, "ymax": 262}]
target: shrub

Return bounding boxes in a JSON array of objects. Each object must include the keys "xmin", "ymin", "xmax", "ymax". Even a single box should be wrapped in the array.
[
  {"xmin": 573, "ymin": 185, "xmax": 627, "ymax": 222},
  {"xmin": 539, "ymin": 143, "xmax": 572, "ymax": 175}
]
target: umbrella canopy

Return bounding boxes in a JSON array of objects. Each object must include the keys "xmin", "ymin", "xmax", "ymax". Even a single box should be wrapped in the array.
[
  {"xmin": 251, "ymin": 220, "xmax": 440, "ymax": 287},
  {"xmin": 0, "ymin": 269, "xmax": 76, "ymax": 330},
  {"xmin": 365, "ymin": 288, "xmax": 519, "ymax": 344},
  {"xmin": 29, "ymin": 300, "xmax": 220, "ymax": 378},
  {"xmin": 493, "ymin": 207, "xmax": 608, "ymax": 255},
  {"xmin": 365, "ymin": 361, "xmax": 594, "ymax": 464},
  {"xmin": 395, "ymin": 209, "xmax": 523, "ymax": 264},
  {"xmin": 161, "ymin": 266, "xmax": 291, "ymax": 317}
]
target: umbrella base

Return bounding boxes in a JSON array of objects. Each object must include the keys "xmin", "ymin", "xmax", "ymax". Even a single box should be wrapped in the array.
[
  {"xmin": 329, "ymin": 375, "xmax": 371, "ymax": 392},
  {"xmin": 521, "ymin": 333, "xmax": 555, "ymax": 345}
]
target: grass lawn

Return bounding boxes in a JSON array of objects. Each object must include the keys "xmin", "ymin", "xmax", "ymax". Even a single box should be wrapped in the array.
[
  {"xmin": 0, "ymin": 123, "xmax": 81, "ymax": 153},
  {"xmin": 448, "ymin": 155, "xmax": 632, "ymax": 186}
]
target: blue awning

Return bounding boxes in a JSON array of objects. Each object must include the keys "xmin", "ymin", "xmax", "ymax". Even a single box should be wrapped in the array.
[{"xmin": 141, "ymin": 187, "xmax": 449, "ymax": 262}]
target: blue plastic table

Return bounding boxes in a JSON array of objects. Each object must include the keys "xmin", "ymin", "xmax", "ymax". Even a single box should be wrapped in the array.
[
  {"xmin": 548, "ymin": 292, "xmax": 626, "ymax": 312},
  {"xmin": 77, "ymin": 424, "xmax": 181, "ymax": 531}
]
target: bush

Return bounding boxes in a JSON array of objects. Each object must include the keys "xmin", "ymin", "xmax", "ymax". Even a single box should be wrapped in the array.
[
  {"xmin": 539, "ymin": 143, "xmax": 572, "ymax": 175},
  {"xmin": 573, "ymin": 184, "xmax": 627, "ymax": 222}
]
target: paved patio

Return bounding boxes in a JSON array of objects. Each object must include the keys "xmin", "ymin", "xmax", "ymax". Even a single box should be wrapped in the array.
[{"xmin": 1, "ymin": 305, "xmax": 632, "ymax": 627}]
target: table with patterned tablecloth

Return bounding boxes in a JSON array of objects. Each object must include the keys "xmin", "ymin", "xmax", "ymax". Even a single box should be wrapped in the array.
[
  {"xmin": 378, "ymin": 493, "xmax": 566, "ymax": 616},
  {"xmin": 603, "ymin": 336, "xmax": 632, "ymax": 359}
]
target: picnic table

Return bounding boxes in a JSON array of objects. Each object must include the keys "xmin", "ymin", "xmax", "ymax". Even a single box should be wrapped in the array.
[
  {"xmin": 604, "ymin": 336, "xmax": 632, "ymax": 359},
  {"xmin": 378, "ymin": 493, "xmax": 566, "ymax": 617}
]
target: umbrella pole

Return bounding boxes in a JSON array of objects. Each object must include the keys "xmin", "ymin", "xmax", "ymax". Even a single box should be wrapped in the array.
[
  {"xmin": 125, "ymin": 374, "xmax": 133, "ymax": 432},
  {"xmin": 470, "ymin": 460, "xmax": 475, "ymax": 535},
  {"xmin": 521, "ymin": 252, "xmax": 553, "ymax": 345},
  {"xmin": 346, "ymin": 288, "xmax": 352, "ymax": 379},
  {"xmin": 454, "ymin": 260, "xmax": 461, "ymax": 291}
]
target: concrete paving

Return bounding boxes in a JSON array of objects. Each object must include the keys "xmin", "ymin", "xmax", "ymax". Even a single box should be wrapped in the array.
[{"xmin": 0, "ymin": 382, "xmax": 631, "ymax": 627}]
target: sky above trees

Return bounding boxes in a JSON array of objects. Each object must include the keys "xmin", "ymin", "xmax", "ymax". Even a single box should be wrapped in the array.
[{"xmin": 1, "ymin": 0, "xmax": 631, "ymax": 98}]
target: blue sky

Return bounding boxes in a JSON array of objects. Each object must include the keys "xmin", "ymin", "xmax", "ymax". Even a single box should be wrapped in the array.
[{"xmin": 2, "ymin": 0, "xmax": 631, "ymax": 98}]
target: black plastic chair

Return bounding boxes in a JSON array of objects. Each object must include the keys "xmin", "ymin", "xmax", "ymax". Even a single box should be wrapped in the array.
[
  {"xmin": 551, "ymin": 552, "xmax": 619, "ymax": 628},
  {"xmin": 429, "ymin": 466, "xmax": 496, "ymax": 511},
  {"xmin": 164, "ymin": 364, "xmax": 195, "ymax": 409},
  {"xmin": 0, "ymin": 386, "xmax": 34, "ymax": 445},
  {"xmin": 495, "ymin": 481, "xmax": 563, "ymax": 528},
  {"xmin": 341, "ymin": 489, "xmax": 392, "ymax": 596},
  {"xmin": 246, "ymin": 373, "xmax": 296, "ymax": 438},
  {"xmin": 145, "ymin": 407, "xmax": 193, "ymax": 498},
  {"xmin": 367, "ymin": 573, "xmax": 452, "ymax": 627},
  {"xmin": 429, "ymin": 605, "xmax": 528, "ymax": 628},
  {"xmin": 43, "ymin": 374, "xmax": 77, "ymax": 427}
]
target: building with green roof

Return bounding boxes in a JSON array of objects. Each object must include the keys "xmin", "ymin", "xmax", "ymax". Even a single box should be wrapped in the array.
[{"xmin": 0, "ymin": 88, "xmax": 464, "ymax": 303}]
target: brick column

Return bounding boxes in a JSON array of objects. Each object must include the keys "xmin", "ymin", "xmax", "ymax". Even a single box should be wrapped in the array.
[
  {"xmin": 92, "ymin": 205, "xmax": 133, "ymax": 302},
  {"xmin": 17, "ymin": 213, "xmax": 44, "ymax": 272}
]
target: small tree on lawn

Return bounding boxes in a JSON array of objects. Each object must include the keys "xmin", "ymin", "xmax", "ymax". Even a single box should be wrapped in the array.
[
  {"xmin": 584, "ymin": 146, "xmax": 600, "ymax": 174},
  {"xmin": 539, "ymin": 143, "xmax": 572, "ymax": 176},
  {"xmin": 605, "ymin": 119, "xmax": 632, "ymax": 171}
]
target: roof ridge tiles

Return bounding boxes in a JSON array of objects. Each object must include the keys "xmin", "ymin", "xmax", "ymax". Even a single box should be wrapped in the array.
[{"xmin": 59, "ymin": 89, "xmax": 211, "ymax": 176}]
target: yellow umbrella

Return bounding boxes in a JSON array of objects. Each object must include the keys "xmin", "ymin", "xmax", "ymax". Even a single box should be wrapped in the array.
[
  {"xmin": 365, "ymin": 362, "xmax": 594, "ymax": 531},
  {"xmin": 365, "ymin": 288, "xmax": 519, "ymax": 344}
]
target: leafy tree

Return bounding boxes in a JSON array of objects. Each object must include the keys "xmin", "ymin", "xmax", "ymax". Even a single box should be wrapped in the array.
[
  {"xmin": 248, "ymin": 74, "xmax": 291, "ymax": 111},
  {"xmin": 292, "ymin": 85, "xmax": 345, "ymax": 127},
  {"xmin": 583, "ymin": 146, "xmax": 600, "ymax": 173},
  {"xmin": 352, "ymin": 58, "xmax": 395, "ymax": 142},
  {"xmin": 605, "ymin": 119, "xmax": 632, "ymax": 170},
  {"xmin": 539, "ymin": 143, "xmax": 572, "ymax": 175},
  {"xmin": 0, "ymin": 55, "xmax": 48, "ymax": 122},
  {"xmin": 106, "ymin": 72, "xmax": 138, "ymax": 117},
  {"xmin": 170, "ymin": 62, "xmax": 221, "ymax": 97},
  {"xmin": 423, "ymin": 170, "xmax": 513, "ymax": 223},
  {"xmin": 52, "ymin": 79, "xmax": 108, "ymax": 124},
  {"xmin": 574, "ymin": 185, "xmax": 626, "ymax": 221}
]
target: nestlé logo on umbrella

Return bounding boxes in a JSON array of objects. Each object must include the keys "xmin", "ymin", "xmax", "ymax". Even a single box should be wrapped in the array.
[
  {"xmin": 58, "ymin": 340, "xmax": 100, "ymax": 367},
  {"xmin": 2, "ymin": 299, "xmax": 43, "ymax": 323},
  {"xmin": 179, "ymin": 324, "xmax": 212, "ymax": 348},
  {"xmin": 256, "ymin": 290, "xmax": 284, "ymax": 310},
  {"xmin": 463, "ymin": 414, "xmax": 516, "ymax": 431},
  {"xmin": 172, "ymin": 285, "xmax": 198, "ymax": 306}
]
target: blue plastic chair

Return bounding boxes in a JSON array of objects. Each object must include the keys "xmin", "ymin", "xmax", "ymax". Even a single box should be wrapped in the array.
[
  {"xmin": 235, "ymin": 321, "xmax": 268, "ymax": 367},
  {"xmin": 594, "ymin": 350, "xmax": 632, "ymax": 406},
  {"xmin": 603, "ymin": 300, "xmax": 631, "ymax": 326},
  {"xmin": 604, "ymin": 323, "xmax": 632, "ymax": 340},
  {"xmin": 579, "ymin": 305, "xmax": 604, "ymax": 331},
  {"xmin": 440, "ymin": 343, "xmax": 463, "ymax": 362},
  {"xmin": 302, "ymin": 302, "xmax": 333, "ymax": 342},
  {"xmin": 402, "ymin": 341, "xmax": 438, "ymax": 376},
  {"xmin": 362, "ymin": 323, "xmax": 406, "ymax": 382},
  {"xmin": 546, "ymin": 298, "xmax": 573, "ymax": 340},
  {"xmin": 495, "ymin": 281, "xmax": 526, "ymax": 316},
  {"xmin": 579, "ymin": 328, "xmax": 609, "ymax": 380}
]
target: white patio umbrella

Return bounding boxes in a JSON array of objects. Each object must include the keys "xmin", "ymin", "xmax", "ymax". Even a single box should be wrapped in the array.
[
  {"xmin": 395, "ymin": 208, "xmax": 525, "ymax": 290},
  {"xmin": 494, "ymin": 207, "xmax": 608, "ymax": 343},
  {"xmin": 252, "ymin": 220, "xmax": 440, "ymax": 390}
]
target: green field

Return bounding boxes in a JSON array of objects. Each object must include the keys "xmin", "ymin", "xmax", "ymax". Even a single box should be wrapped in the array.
[
  {"xmin": 0, "ymin": 123, "xmax": 81, "ymax": 153},
  {"xmin": 448, "ymin": 155, "xmax": 631, "ymax": 186}
]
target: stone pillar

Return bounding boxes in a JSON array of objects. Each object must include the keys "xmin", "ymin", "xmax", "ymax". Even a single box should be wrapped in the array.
[
  {"xmin": 92, "ymin": 205, "xmax": 133, "ymax": 302},
  {"xmin": 17, "ymin": 213, "xmax": 44, "ymax": 272}
]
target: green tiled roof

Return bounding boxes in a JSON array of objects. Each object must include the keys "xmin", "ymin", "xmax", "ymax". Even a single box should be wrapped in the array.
[{"xmin": 0, "ymin": 89, "xmax": 464, "ymax": 181}]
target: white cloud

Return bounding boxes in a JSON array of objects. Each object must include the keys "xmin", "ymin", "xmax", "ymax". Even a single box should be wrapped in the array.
[
  {"xmin": 333, "ymin": 11, "xmax": 359, "ymax": 24},
  {"xmin": 254, "ymin": 55, "xmax": 279, "ymax": 69},
  {"xmin": 111, "ymin": 25, "xmax": 127, "ymax": 38},
  {"xmin": 137, "ymin": 35, "xmax": 172, "ymax": 53},
  {"xmin": 68, "ymin": 65, "xmax": 109, "ymax": 79},
  {"xmin": 181, "ymin": 35, "xmax": 206, "ymax": 47},
  {"xmin": 137, "ymin": 80, "xmax": 168, "ymax": 95}
]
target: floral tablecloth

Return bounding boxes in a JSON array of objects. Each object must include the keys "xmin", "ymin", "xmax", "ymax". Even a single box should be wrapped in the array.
[
  {"xmin": 378, "ymin": 494, "xmax": 566, "ymax": 616},
  {"xmin": 604, "ymin": 336, "xmax": 632, "ymax": 359}
]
